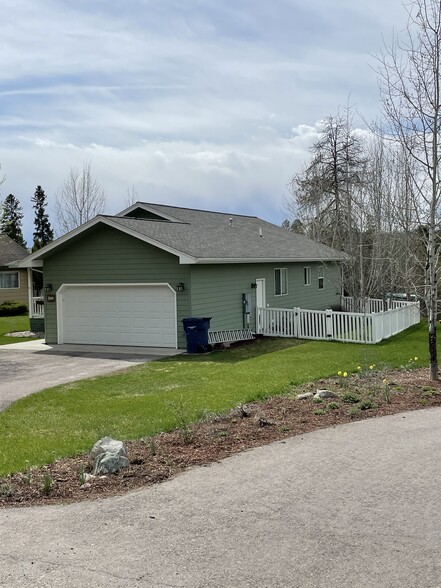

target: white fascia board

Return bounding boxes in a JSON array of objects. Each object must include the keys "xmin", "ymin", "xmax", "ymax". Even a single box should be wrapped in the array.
[
  {"xmin": 116, "ymin": 202, "xmax": 180, "ymax": 222},
  {"xmin": 10, "ymin": 260, "xmax": 43, "ymax": 268},
  {"xmin": 193, "ymin": 257, "xmax": 346, "ymax": 264}
]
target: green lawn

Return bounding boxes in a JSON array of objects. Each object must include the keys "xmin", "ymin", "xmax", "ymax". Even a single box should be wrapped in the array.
[
  {"xmin": 0, "ymin": 322, "xmax": 433, "ymax": 476},
  {"xmin": 0, "ymin": 315, "xmax": 40, "ymax": 345}
]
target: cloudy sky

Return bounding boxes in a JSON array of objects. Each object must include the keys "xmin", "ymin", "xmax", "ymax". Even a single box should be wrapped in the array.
[{"xmin": 0, "ymin": 0, "xmax": 406, "ymax": 245}]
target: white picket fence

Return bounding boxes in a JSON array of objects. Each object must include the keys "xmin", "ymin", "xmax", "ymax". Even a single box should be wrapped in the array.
[
  {"xmin": 256, "ymin": 300, "xmax": 420, "ymax": 344},
  {"xmin": 341, "ymin": 296, "xmax": 414, "ymax": 313}
]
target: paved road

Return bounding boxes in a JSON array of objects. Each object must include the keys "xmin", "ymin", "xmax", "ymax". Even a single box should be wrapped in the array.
[
  {"xmin": 1, "ymin": 408, "xmax": 440, "ymax": 588},
  {"xmin": 0, "ymin": 340, "xmax": 182, "ymax": 411}
]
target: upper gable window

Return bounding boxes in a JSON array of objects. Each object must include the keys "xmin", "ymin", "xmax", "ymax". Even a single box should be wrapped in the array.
[
  {"xmin": 275, "ymin": 268, "xmax": 288, "ymax": 296},
  {"xmin": 0, "ymin": 271, "xmax": 19, "ymax": 289},
  {"xmin": 304, "ymin": 267, "xmax": 311, "ymax": 286}
]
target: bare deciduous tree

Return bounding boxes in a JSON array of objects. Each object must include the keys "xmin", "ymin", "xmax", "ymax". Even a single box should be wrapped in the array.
[
  {"xmin": 55, "ymin": 161, "xmax": 106, "ymax": 234},
  {"xmin": 126, "ymin": 185, "xmax": 139, "ymax": 207},
  {"xmin": 376, "ymin": 0, "xmax": 441, "ymax": 380}
]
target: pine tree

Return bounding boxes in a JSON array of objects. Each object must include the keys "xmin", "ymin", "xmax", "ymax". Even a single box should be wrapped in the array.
[
  {"xmin": 0, "ymin": 194, "xmax": 26, "ymax": 248},
  {"xmin": 32, "ymin": 185, "xmax": 54, "ymax": 251}
]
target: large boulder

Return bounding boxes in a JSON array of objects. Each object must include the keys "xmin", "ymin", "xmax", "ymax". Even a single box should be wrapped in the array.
[
  {"xmin": 93, "ymin": 452, "xmax": 130, "ymax": 476},
  {"xmin": 90, "ymin": 436, "xmax": 129, "ymax": 476},
  {"xmin": 90, "ymin": 436, "xmax": 127, "ymax": 462}
]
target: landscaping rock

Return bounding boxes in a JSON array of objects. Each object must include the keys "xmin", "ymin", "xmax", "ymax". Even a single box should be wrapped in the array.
[
  {"xmin": 92, "ymin": 452, "xmax": 130, "ymax": 475},
  {"xmin": 296, "ymin": 392, "xmax": 314, "ymax": 400},
  {"xmin": 89, "ymin": 436, "xmax": 127, "ymax": 463},
  {"xmin": 314, "ymin": 390, "xmax": 338, "ymax": 399},
  {"xmin": 89, "ymin": 437, "xmax": 130, "ymax": 476}
]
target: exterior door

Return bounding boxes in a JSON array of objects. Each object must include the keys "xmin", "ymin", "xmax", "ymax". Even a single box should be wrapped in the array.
[
  {"xmin": 256, "ymin": 278, "xmax": 266, "ymax": 309},
  {"xmin": 256, "ymin": 278, "xmax": 266, "ymax": 333}
]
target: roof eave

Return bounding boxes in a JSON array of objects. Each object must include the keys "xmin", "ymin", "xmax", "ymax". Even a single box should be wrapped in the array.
[{"xmin": 192, "ymin": 257, "xmax": 346, "ymax": 264}]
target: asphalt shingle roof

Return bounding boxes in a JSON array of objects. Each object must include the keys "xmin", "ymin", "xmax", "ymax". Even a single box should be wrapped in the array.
[
  {"xmin": 107, "ymin": 203, "xmax": 345, "ymax": 262},
  {"xmin": 0, "ymin": 234, "xmax": 29, "ymax": 266}
]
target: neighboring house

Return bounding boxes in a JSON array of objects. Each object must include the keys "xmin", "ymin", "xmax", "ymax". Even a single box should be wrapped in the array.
[
  {"xmin": 0, "ymin": 234, "xmax": 30, "ymax": 306},
  {"xmin": 16, "ymin": 203, "xmax": 346, "ymax": 348}
]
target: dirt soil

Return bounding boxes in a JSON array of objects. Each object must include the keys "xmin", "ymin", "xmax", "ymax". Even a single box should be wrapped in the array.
[{"xmin": 1, "ymin": 367, "xmax": 440, "ymax": 509}]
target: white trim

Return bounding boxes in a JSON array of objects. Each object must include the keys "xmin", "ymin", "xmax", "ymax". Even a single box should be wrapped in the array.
[
  {"xmin": 56, "ymin": 283, "xmax": 177, "ymax": 347},
  {"xmin": 193, "ymin": 256, "xmax": 346, "ymax": 264}
]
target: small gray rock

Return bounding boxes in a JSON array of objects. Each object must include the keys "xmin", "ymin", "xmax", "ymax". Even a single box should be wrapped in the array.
[
  {"xmin": 296, "ymin": 392, "xmax": 314, "ymax": 400},
  {"xmin": 93, "ymin": 452, "xmax": 130, "ymax": 476},
  {"xmin": 314, "ymin": 389, "xmax": 338, "ymax": 399}
]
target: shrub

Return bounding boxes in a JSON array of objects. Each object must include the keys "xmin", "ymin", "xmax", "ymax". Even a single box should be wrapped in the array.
[
  {"xmin": 0, "ymin": 300, "xmax": 28, "ymax": 316},
  {"xmin": 341, "ymin": 392, "xmax": 360, "ymax": 404},
  {"xmin": 359, "ymin": 399, "xmax": 376, "ymax": 410}
]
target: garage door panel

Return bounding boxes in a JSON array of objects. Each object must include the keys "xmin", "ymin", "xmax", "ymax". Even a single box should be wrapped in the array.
[{"xmin": 60, "ymin": 285, "xmax": 177, "ymax": 347}]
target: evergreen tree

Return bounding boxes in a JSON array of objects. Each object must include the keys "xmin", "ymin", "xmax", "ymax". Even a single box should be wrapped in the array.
[
  {"xmin": 32, "ymin": 185, "xmax": 54, "ymax": 251},
  {"xmin": 0, "ymin": 194, "xmax": 26, "ymax": 248}
]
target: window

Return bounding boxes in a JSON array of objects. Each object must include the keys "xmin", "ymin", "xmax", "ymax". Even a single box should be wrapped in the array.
[
  {"xmin": 304, "ymin": 267, "xmax": 311, "ymax": 286},
  {"xmin": 275, "ymin": 268, "xmax": 288, "ymax": 296},
  {"xmin": 0, "ymin": 271, "xmax": 19, "ymax": 289},
  {"xmin": 318, "ymin": 266, "xmax": 324, "ymax": 290}
]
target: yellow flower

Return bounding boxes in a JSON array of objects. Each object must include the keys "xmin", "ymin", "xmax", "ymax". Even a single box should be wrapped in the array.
[
  {"xmin": 343, "ymin": 371, "xmax": 348, "ymax": 377},
  {"xmin": 357, "ymin": 365, "xmax": 362, "ymax": 371},
  {"xmin": 369, "ymin": 365, "xmax": 374, "ymax": 370},
  {"xmin": 337, "ymin": 371, "xmax": 342, "ymax": 376},
  {"xmin": 383, "ymin": 378, "xmax": 388, "ymax": 384},
  {"xmin": 414, "ymin": 357, "xmax": 418, "ymax": 361}
]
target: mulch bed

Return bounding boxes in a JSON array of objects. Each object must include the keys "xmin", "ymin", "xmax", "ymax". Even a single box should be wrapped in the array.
[{"xmin": 1, "ymin": 367, "xmax": 440, "ymax": 508}]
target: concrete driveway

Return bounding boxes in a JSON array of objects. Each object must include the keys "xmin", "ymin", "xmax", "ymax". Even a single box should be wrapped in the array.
[
  {"xmin": 1, "ymin": 407, "xmax": 440, "ymax": 587},
  {"xmin": 0, "ymin": 340, "xmax": 183, "ymax": 411}
]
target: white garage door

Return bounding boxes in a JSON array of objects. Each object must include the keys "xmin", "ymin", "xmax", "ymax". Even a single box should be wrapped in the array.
[{"xmin": 58, "ymin": 284, "xmax": 177, "ymax": 347}]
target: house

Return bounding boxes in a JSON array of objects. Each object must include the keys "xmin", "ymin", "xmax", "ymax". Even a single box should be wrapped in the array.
[
  {"xmin": 0, "ymin": 234, "xmax": 31, "ymax": 306},
  {"xmin": 16, "ymin": 202, "xmax": 346, "ymax": 348}
]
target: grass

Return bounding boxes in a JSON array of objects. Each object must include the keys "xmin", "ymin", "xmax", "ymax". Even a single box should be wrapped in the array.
[
  {"xmin": 0, "ymin": 315, "xmax": 39, "ymax": 345},
  {"xmin": 0, "ymin": 321, "xmax": 434, "ymax": 476}
]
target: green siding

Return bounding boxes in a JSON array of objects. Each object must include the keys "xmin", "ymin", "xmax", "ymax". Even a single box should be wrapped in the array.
[
  {"xmin": 43, "ymin": 226, "xmax": 190, "ymax": 347},
  {"xmin": 190, "ymin": 262, "xmax": 342, "ymax": 332}
]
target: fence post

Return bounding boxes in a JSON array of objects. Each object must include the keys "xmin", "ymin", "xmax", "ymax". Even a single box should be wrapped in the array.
[
  {"xmin": 325, "ymin": 309, "xmax": 333, "ymax": 339},
  {"xmin": 293, "ymin": 307, "xmax": 300, "ymax": 338}
]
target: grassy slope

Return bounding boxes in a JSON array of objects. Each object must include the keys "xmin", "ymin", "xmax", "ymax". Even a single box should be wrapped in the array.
[
  {"xmin": 0, "ymin": 323, "xmax": 431, "ymax": 476},
  {"xmin": 0, "ymin": 315, "xmax": 39, "ymax": 345}
]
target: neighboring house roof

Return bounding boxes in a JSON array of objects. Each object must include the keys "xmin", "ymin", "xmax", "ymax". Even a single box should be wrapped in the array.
[
  {"xmin": 0, "ymin": 234, "xmax": 29, "ymax": 267},
  {"xmin": 16, "ymin": 202, "xmax": 347, "ymax": 267}
]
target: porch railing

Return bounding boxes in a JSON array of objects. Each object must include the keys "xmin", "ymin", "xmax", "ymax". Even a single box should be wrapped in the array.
[
  {"xmin": 31, "ymin": 296, "xmax": 44, "ymax": 318},
  {"xmin": 256, "ymin": 301, "xmax": 420, "ymax": 344}
]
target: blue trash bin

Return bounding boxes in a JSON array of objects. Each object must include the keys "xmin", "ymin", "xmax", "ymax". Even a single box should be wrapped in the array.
[{"xmin": 182, "ymin": 317, "xmax": 212, "ymax": 353}]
